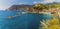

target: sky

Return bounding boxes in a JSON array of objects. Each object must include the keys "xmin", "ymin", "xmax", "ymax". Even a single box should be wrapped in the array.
[{"xmin": 0, "ymin": 0, "xmax": 60, "ymax": 10}]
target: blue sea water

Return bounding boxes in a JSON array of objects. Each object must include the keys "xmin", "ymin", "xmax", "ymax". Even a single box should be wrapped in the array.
[{"xmin": 0, "ymin": 10, "xmax": 53, "ymax": 29}]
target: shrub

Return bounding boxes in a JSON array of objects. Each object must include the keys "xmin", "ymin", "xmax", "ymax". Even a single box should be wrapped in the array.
[{"xmin": 39, "ymin": 18, "xmax": 60, "ymax": 29}]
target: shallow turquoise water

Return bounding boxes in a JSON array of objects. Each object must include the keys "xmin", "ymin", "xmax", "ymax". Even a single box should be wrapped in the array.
[{"xmin": 0, "ymin": 11, "xmax": 53, "ymax": 29}]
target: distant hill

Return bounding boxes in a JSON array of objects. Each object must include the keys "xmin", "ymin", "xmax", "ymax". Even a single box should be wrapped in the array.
[{"xmin": 7, "ymin": 5, "xmax": 33, "ymax": 11}]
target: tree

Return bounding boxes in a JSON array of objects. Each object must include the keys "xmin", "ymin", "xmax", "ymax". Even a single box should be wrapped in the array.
[{"xmin": 33, "ymin": 4, "xmax": 47, "ymax": 13}]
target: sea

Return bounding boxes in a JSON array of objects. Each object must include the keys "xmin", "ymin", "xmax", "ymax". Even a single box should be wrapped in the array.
[{"xmin": 0, "ymin": 10, "xmax": 53, "ymax": 29}]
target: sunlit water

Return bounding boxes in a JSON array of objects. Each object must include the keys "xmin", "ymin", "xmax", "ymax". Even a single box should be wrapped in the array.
[{"xmin": 0, "ymin": 10, "xmax": 53, "ymax": 29}]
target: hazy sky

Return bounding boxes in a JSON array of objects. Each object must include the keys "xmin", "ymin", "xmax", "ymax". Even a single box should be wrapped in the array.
[{"xmin": 0, "ymin": 0, "xmax": 60, "ymax": 10}]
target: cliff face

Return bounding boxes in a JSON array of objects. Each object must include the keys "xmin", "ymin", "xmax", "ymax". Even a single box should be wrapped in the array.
[{"xmin": 7, "ymin": 5, "xmax": 34, "ymax": 11}]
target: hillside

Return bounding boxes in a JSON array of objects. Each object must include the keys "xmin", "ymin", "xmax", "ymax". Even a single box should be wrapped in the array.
[{"xmin": 7, "ymin": 5, "xmax": 33, "ymax": 11}]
